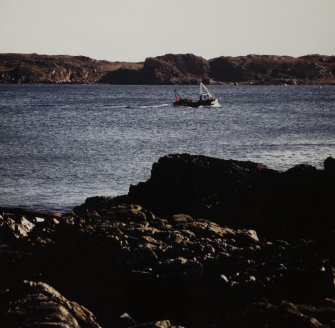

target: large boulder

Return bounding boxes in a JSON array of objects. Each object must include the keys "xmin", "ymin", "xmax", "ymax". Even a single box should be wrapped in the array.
[
  {"xmin": 324, "ymin": 156, "xmax": 335, "ymax": 175},
  {"xmin": 124, "ymin": 153, "xmax": 277, "ymax": 221},
  {"xmin": 0, "ymin": 280, "xmax": 101, "ymax": 327},
  {"xmin": 110, "ymin": 153, "xmax": 335, "ymax": 240}
]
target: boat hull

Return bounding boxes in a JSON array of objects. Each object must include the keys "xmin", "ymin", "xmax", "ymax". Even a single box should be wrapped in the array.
[{"xmin": 173, "ymin": 98, "xmax": 219, "ymax": 108}]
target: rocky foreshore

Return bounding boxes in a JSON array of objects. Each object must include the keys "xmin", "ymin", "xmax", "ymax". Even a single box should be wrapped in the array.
[
  {"xmin": 1, "ymin": 53, "xmax": 335, "ymax": 85},
  {"xmin": 1, "ymin": 154, "xmax": 335, "ymax": 327}
]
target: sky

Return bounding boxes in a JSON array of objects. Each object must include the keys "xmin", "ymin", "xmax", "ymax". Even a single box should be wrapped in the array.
[{"xmin": 1, "ymin": 0, "xmax": 334, "ymax": 62}]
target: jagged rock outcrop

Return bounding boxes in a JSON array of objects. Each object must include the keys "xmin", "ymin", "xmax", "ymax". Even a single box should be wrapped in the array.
[
  {"xmin": 99, "ymin": 53, "xmax": 210, "ymax": 85},
  {"xmin": 0, "ymin": 53, "xmax": 142, "ymax": 84},
  {"xmin": 0, "ymin": 280, "xmax": 102, "ymax": 328},
  {"xmin": 0, "ymin": 53, "xmax": 102, "ymax": 83},
  {"xmin": 113, "ymin": 154, "xmax": 335, "ymax": 240},
  {"xmin": 1, "ymin": 154, "xmax": 335, "ymax": 327},
  {"xmin": 209, "ymin": 54, "xmax": 335, "ymax": 85},
  {"xmin": 1, "ymin": 53, "xmax": 334, "ymax": 84},
  {"xmin": 120, "ymin": 154, "xmax": 277, "ymax": 221},
  {"xmin": 139, "ymin": 54, "xmax": 210, "ymax": 85}
]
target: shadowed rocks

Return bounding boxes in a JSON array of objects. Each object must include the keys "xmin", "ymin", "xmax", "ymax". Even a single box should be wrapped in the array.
[
  {"xmin": 114, "ymin": 154, "xmax": 335, "ymax": 240},
  {"xmin": 1, "ymin": 154, "xmax": 335, "ymax": 327}
]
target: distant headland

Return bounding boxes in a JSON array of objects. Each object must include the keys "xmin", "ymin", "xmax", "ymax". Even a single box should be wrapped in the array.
[{"xmin": 0, "ymin": 53, "xmax": 335, "ymax": 85}]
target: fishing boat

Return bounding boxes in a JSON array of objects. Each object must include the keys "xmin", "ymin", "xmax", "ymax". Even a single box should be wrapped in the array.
[{"xmin": 173, "ymin": 82, "xmax": 220, "ymax": 107}]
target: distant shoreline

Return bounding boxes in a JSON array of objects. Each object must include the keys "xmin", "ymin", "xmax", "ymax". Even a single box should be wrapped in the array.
[{"xmin": 1, "ymin": 53, "xmax": 335, "ymax": 85}]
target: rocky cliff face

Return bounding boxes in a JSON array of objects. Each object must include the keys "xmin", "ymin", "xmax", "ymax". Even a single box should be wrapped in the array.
[
  {"xmin": 1, "ymin": 154, "xmax": 335, "ymax": 327},
  {"xmin": 209, "ymin": 54, "xmax": 335, "ymax": 84},
  {"xmin": 98, "ymin": 53, "xmax": 210, "ymax": 85},
  {"xmin": 140, "ymin": 54, "xmax": 210, "ymax": 84},
  {"xmin": 1, "ymin": 53, "xmax": 334, "ymax": 84},
  {"xmin": 0, "ymin": 53, "xmax": 142, "ymax": 84},
  {"xmin": 0, "ymin": 53, "xmax": 101, "ymax": 83}
]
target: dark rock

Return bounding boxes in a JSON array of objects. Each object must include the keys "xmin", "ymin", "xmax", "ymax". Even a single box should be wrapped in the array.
[
  {"xmin": 1, "ymin": 155, "xmax": 335, "ymax": 327},
  {"xmin": 109, "ymin": 153, "xmax": 335, "ymax": 240},
  {"xmin": 209, "ymin": 56, "xmax": 247, "ymax": 82},
  {"xmin": 0, "ymin": 202, "xmax": 265, "ymax": 326},
  {"xmin": 13, "ymin": 198, "xmax": 333, "ymax": 326},
  {"xmin": 0, "ymin": 213, "xmax": 34, "ymax": 241},
  {"xmin": 234, "ymin": 299, "xmax": 335, "ymax": 328},
  {"xmin": 74, "ymin": 200, "xmax": 157, "ymax": 223},
  {"xmin": 285, "ymin": 163, "xmax": 318, "ymax": 176},
  {"xmin": 123, "ymin": 153, "xmax": 277, "ymax": 223},
  {"xmin": 324, "ymin": 156, "xmax": 335, "ymax": 174},
  {"xmin": 131, "ymin": 320, "xmax": 183, "ymax": 328},
  {"xmin": 113, "ymin": 312, "xmax": 136, "ymax": 328},
  {"xmin": 0, "ymin": 280, "xmax": 101, "ymax": 327}
]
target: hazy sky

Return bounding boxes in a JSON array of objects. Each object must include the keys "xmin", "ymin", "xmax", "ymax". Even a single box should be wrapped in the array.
[{"xmin": 1, "ymin": 0, "xmax": 334, "ymax": 62}]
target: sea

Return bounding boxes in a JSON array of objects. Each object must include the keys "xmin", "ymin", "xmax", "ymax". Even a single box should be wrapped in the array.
[{"xmin": 0, "ymin": 84, "xmax": 334, "ymax": 212}]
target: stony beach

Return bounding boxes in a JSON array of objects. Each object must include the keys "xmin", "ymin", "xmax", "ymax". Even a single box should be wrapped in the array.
[{"xmin": 1, "ymin": 153, "xmax": 335, "ymax": 327}]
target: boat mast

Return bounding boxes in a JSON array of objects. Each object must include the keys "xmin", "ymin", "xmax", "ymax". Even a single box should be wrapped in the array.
[{"xmin": 200, "ymin": 82, "xmax": 215, "ymax": 99}]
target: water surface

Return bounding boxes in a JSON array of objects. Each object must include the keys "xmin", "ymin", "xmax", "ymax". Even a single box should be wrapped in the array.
[{"xmin": 0, "ymin": 84, "xmax": 334, "ymax": 211}]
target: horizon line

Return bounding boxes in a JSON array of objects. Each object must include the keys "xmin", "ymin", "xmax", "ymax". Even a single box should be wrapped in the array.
[{"xmin": 0, "ymin": 51, "xmax": 334, "ymax": 63}]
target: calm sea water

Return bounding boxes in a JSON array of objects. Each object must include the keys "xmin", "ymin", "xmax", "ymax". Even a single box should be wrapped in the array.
[{"xmin": 0, "ymin": 84, "xmax": 334, "ymax": 211}]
